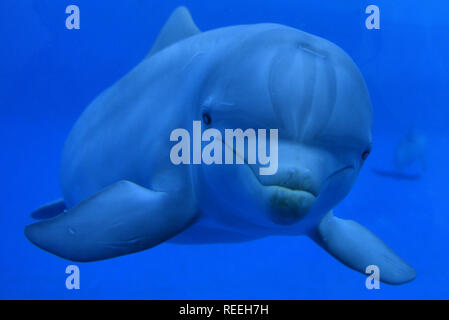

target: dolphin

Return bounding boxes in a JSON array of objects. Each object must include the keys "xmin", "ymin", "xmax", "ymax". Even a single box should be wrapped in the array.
[
  {"xmin": 372, "ymin": 129, "xmax": 427, "ymax": 180},
  {"xmin": 25, "ymin": 7, "xmax": 416, "ymax": 284},
  {"xmin": 394, "ymin": 130, "xmax": 427, "ymax": 173}
]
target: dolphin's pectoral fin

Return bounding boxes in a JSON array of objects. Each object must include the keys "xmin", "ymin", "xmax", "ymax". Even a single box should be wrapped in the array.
[
  {"xmin": 25, "ymin": 181, "xmax": 197, "ymax": 262},
  {"xmin": 30, "ymin": 199, "xmax": 67, "ymax": 220},
  {"xmin": 309, "ymin": 211, "xmax": 416, "ymax": 285},
  {"xmin": 147, "ymin": 6, "xmax": 201, "ymax": 58}
]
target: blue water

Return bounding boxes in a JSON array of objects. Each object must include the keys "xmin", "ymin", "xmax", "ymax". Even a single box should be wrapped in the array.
[{"xmin": 1, "ymin": 0, "xmax": 448, "ymax": 299}]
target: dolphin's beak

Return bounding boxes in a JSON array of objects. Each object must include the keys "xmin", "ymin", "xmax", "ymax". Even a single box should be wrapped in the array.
[
  {"xmin": 256, "ymin": 164, "xmax": 321, "ymax": 225},
  {"xmin": 264, "ymin": 186, "xmax": 317, "ymax": 225}
]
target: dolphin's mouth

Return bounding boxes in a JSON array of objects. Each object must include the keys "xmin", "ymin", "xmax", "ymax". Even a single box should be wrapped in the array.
[
  {"xmin": 264, "ymin": 185, "xmax": 317, "ymax": 225},
  {"xmin": 268, "ymin": 185, "xmax": 316, "ymax": 198},
  {"xmin": 224, "ymin": 141, "xmax": 318, "ymax": 196},
  {"xmin": 257, "ymin": 178, "xmax": 318, "ymax": 198},
  {"xmin": 218, "ymin": 137, "xmax": 318, "ymax": 225},
  {"xmin": 251, "ymin": 165, "xmax": 319, "ymax": 225},
  {"xmin": 252, "ymin": 164, "xmax": 319, "ymax": 199}
]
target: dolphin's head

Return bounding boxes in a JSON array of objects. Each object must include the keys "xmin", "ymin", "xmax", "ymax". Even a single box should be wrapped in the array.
[{"xmin": 194, "ymin": 27, "xmax": 372, "ymax": 234}]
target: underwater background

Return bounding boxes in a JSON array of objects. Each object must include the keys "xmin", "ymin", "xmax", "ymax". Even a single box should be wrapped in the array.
[{"xmin": 0, "ymin": 0, "xmax": 448, "ymax": 299}]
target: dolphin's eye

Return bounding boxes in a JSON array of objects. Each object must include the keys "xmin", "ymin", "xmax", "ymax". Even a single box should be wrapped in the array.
[
  {"xmin": 361, "ymin": 149, "xmax": 370, "ymax": 161},
  {"xmin": 202, "ymin": 112, "xmax": 212, "ymax": 125}
]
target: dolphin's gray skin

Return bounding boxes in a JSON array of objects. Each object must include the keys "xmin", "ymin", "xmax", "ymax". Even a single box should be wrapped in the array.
[{"xmin": 26, "ymin": 7, "xmax": 416, "ymax": 284}]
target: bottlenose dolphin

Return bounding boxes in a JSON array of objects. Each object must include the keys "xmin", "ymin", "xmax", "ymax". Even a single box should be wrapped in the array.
[
  {"xmin": 373, "ymin": 129, "xmax": 427, "ymax": 180},
  {"xmin": 395, "ymin": 130, "xmax": 427, "ymax": 172},
  {"xmin": 25, "ymin": 7, "xmax": 416, "ymax": 284}
]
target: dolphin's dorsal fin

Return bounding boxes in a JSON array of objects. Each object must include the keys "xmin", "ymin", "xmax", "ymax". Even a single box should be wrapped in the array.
[{"xmin": 147, "ymin": 6, "xmax": 200, "ymax": 58}]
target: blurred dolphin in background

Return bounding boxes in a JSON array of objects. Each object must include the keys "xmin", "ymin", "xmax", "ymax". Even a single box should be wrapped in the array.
[
  {"xmin": 394, "ymin": 130, "xmax": 427, "ymax": 172},
  {"xmin": 373, "ymin": 129, "xmax": 427, "ymax": 180}
]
